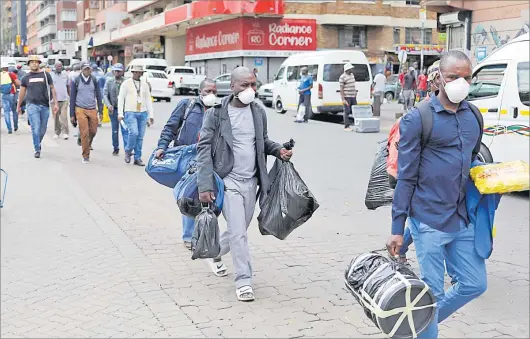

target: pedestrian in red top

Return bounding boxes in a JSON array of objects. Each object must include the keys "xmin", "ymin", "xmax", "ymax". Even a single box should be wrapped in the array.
[
  {"xmin": 418, "ymin": 69, "xmax": 428, "ymax": 99},
  {"xmin": 1, "ymin": 63, "xmax": 21, "ymax": 134}
]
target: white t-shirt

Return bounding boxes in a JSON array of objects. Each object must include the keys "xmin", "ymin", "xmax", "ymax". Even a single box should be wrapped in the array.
[
  {"xmin": 227, "ymin": 104, "xmax": 256, "ymax": 180},
  {"xmin": 373, "ymin": 73, "xmax": 386, "ymax": 93}
]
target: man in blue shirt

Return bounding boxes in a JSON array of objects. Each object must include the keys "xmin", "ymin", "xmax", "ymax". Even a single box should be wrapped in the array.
[
  {"xmin": 296, "ymin": 67, "xmax": 313, "ymax": 123},
  {"xmin": 386, "ymin": 50, "xmax": 486, "ymax": 339}
]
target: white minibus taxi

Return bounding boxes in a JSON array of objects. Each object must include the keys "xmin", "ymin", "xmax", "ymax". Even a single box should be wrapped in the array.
[
  {"xmin": 468, "ymin": 33, "xmax": 529, "ymax": 164},
  {"xmin": 272, "ymin": 50, "xmax": 373, "ymax": 118}
]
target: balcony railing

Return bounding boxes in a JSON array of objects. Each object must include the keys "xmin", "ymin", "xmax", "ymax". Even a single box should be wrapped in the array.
[
  {"xmin": 37, "ymin": 4, "xmax": 56, "ymax": 22},
  {"xmin": 37, "ymin": 42, "xmax": 52, "ymax": 55},
  {"xmin": 37, "ymin": 23, "xmax": 57, "ymax": 38},
  {"xmin": 85, "ymin": 8, "xmax": 98, "ymax": 21}
]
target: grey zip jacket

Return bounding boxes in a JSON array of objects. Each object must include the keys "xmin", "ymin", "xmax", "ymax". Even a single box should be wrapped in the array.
[{"xmin": 197, "ymin": 94, "xmax": 283, "ymax": 206}]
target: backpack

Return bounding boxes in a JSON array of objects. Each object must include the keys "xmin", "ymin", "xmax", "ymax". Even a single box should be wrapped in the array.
[
  {"xmin": 387, "ymin": 100, "xmax": 484, "ymax": 189},
  {"xmin": 175, "ymin": 98, "xmax": 198, "ymax": 143},
  {"xmin": 0, "ymin": 72, "xmax": 14, "ymax": 94}
]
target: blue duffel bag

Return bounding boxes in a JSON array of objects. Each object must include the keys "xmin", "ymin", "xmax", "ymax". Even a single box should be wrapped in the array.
[
  {"xmin": 145, "ymin": 144, "xmax": 197, "ymax": 188},
  {"xmin": 173, "ymin": 168, "xmax": 225, "ymax": 218}
]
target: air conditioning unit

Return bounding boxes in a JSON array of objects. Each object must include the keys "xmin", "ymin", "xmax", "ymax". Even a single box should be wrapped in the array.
[{"xmin": 439, "ymin": 12, "xmax": 466, "ymax": 25}]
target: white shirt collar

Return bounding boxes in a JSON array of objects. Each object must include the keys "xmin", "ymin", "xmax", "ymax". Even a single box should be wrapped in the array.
[{"xmin": 81, "ymin": 74, "xmax": 90, "ymax": 82}]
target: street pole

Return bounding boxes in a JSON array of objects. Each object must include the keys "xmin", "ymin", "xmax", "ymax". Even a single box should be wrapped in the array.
[{"xmin": 420, "ymin": 21, "xmax": 424, "ymax": 73}]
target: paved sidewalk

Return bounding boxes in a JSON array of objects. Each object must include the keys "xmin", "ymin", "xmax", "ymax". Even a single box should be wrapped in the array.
[{"xmin": 1, "ymin": 106, "xmax": 528, "ymax": 338}]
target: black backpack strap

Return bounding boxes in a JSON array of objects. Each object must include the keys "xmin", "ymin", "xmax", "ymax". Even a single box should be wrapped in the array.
[
  {"xmin": 467, "ymin": 102, "xmax": 484, "ymax": 159},
  {"xmin": 416, "ymin": 100, "xmax": 434, "ymax": 149},
  {"xmin": 176, "ymin": 98, "xmax": 196, "ymax": 141}
]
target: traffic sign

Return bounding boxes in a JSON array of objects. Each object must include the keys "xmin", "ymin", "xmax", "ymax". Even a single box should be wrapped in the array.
[
  {"xmin": 107, "ymin": 55, "xmax": 113, "ymax": 61},
  {"xmin": 398, "ymin": 50, "xmax": 408, "ymax": 63},
  {"xmin": 419, "ymin": 8, "xmax": 426, "ymax": 22},
  {"xmin": 16, "ymin": 35, "xmax": 21, "ymax": 46}
]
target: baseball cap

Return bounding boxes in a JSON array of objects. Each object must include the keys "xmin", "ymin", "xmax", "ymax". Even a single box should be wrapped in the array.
[
  {"xmin": 344, "ymin": 63, "xmax": 354, "ymax": 72},
  {"xmin": 409, "ymin": 66, "xmax": 415, "ymax": 71},
  {"xmin": 81, "ymin": 62, "xmax": 91, "ymax": 70},
  {"xmin": 112, "ymin": 63, "xmax": 124, "ymax": 71}
]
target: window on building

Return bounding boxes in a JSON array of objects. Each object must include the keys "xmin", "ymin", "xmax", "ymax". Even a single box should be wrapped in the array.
[
  {"xmin": 468, "ymin": 64, "xmax": 507, "ymax": 100},
  {"xmin": 90, "ymin": 0, "xmax": 99, "ymax": 9},
  {"xmin": 448, "ymin": 25, "xmax": 465, "ymax": 50},
  {"xmin": 101, "ymin": 0, "xmax": 106, "ymax": 9},
  {"xmin": 517, "ymin": 62, "xmax": 530, "ymax": 106},
  {"xmin": 101, "ymin": 23, "xmax": 106, "ymax": 31},
  {"xmin": 405, "ymin": 28, "xmax": 432, "ymax": 44},
  {"xmin": 339, "ymin": 26, "xmax": 367, "ymax": 49},
  {"xmin": 393, "ymin": 28, "xmax": 400, "ymax": 45},
  {"xmin": 406, "ymin": 0, "xmax": 420, "ymax": 5},
  {"xmin": 61, "ymin": 10, "xmax": 77, "ymax": 22}
]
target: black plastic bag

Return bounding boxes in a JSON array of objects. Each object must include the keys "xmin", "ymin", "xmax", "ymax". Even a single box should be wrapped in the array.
[
  {"xmin": 258, "ymin": 159, "xmax": 319, "ymax": 240},
  {"xmin": 345, "ymin": 252, "xmax": 436, "ymax": 339},
  {"xmin": 365, "ymin": 140, "xmax": 394, "ymax": 210},
  {"xmin": 191, "ymin": 207, "xmax": 221, "ymax": 260}
]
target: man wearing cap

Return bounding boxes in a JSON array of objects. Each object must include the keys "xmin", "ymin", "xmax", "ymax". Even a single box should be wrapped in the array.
[
  {"xmin": 296, "ymin": 66, "xmax": 312, "ymax": 123},
  {"xmin": 1, "ymin": 62, "xmax": 21, "ymax": 134},
  {"xmin": 69, "ymin": 62, "xmax": 103, "ymax": 164},
  {"xmin": 103, "ymin": 63, "xmax": 128, "ymax": 155},
  {"xmin": 339, "ymin": 63, "xmax": 357, "ymax": 131},
  {"xmin": 117, "ymin": 65, "xmax": 154, "ymax": 166},
  {"xmin": 50, "ymin": 61, "xmax": 70, "ymax": 140},
  {"xmin": 17, "ymin": 55, "xmax": 59, "ymax": 158}
]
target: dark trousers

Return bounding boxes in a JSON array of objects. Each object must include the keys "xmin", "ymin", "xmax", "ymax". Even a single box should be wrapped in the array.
[
  {"xmin": 109, "ymin": 108, "xmax": 128, "ymax": 151},
  {"xmin": 343, "ymin": 96, "xmax": 357, "ymax": 128},
  {"xmin": 297, "ymin": 93, "xmax": 311, "ymax": 121}
]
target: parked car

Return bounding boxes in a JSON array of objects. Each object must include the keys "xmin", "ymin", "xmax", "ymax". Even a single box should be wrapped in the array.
[
  {"xmin": 258, "ymin": 83, "xmax": 274, "ymax": 106},
  {"xmin": 214, "ymin": 73, "xmax": 263, "ymax": 97},
  {"xmin": 125, "ymin": 58, "xmax": 168, "ymax": 78},
  {"xmin": 384, "ymin": 74, "xmax": 401, "ymax": 101},
  {"xmin": 143, "ymin": 70, "xmax": 172, "ymax": 102},
  {"xmin": 166, "ymin": 66, "xmax": 206, "ymax": 95}
]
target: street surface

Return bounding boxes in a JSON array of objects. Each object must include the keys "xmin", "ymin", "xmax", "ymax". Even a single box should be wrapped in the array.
[{"xmin": 1, "ymin": 98, "xmax": 528, "ymax": 338}]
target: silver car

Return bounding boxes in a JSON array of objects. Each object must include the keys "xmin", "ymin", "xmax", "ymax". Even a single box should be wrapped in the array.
[{"xmin": 214, "ymin": 73, "xmax": 263, "ymax": 97}]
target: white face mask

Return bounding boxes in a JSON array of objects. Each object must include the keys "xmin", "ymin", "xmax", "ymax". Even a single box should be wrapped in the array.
[
  {"xmin": 201, "ymin": 93, "xmax": 217, "ymax": 107},
  {"xmin": 235, "ymin": 87, "xmax": 255, "ymax": 105},
  {"xmin": 441, "ymin": 74, "xmax": 470, "ymax": 104}
]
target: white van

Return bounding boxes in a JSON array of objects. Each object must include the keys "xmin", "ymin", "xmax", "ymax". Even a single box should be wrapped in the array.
[
  {"xmin": 125, "ymin": 58, "xmax": 168, "ymax": 78},
  {"xmin": 467, "ymin": 33, "xmax": 529, "ymax": 164},
  {"xmin": 46, "ymin": 54, "xmax": 80, "ymax": 68},
  {"xmin": 272, "ymin": 50, "xmax": 373, "ymax": 117}
]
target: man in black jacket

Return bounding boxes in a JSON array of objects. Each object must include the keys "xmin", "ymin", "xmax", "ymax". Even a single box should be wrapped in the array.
[
  {"xmin": 196, "ymin": 67, "xmax": 292, "ymax": 302},
  {"xmin": 155, "ymin": 79, "xmax": 217, "ymax": 249}
]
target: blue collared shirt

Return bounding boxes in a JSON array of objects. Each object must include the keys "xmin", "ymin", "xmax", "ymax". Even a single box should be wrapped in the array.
[{"xmin": 391, "ymin": 95, "xmax": 481, "ymax": 235}]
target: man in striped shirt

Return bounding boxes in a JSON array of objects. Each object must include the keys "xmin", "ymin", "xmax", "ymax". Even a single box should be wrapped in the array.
[{"xmin": 339, "ymin": 63, "xmax": 357, "ymax": 132}]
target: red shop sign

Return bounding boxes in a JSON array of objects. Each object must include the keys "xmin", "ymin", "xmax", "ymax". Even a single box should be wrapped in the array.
[{"xmin": 186, "ymin": 17, "xmax": 316, "ymax": 55}]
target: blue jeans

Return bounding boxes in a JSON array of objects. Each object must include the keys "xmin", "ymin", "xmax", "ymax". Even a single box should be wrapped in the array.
[
  {"xmin": 409, "ymin": 218, "xmax": 487, "ymax": 339},
  {"xmin": 110, "ymin": 108, "xmax": 128, "ymax": 151},
  {"xmin": 2, "ymin": 94, "xmax": 18, "ymax": 132},
  {"xmin": 124, "ymin": 111, "xmax": 148, "ymax": 160},
  {"xmin": 182, "ymin": 215, "xmax": 195, "ymax": 242},
  {"xmin": 26, "ymin": 104, "xmax": 50, "ymax": 152}
]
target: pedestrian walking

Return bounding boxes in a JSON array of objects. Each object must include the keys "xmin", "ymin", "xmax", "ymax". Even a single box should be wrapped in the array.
[
  {"xmin": 1, "ymin": 62, "xmax": 21, "ymax": 134},
  {"xmin": 197, "ymin": 67, "xmax": 292, "ymax": 302},
  {"xmin": 103, "ymin": 63, "xmax": 128, "ymax": 156},
  {"xmin": 418, "ymin": 69, "xmax": 428, "ymax": 100},
  {"xmin": 16, "ymin": 64, "xmax": 26, "ymax": 79},
  {"xmin": 16, "ymin": 55, "xmax": 59, "ymax": 158},
  {"xmin": 155, "ymin": 79, "xmax": 217, "ymax": 250},
  {"xmin": 340, "ymin": 63, "xmax": 357, "ymax": 131},
  {"xmin": 296, "ymin": 66, "xmax": 312, "ymax": 123},
  {"xmin": 402, "ymin": 67, "xmax": 416, "ymax": 111},
  {"xmin": 69, "ymin": 62, "xmax": 103, "ymax": 164},
  {"xmin": 50, "ymin": 61, "xmax": 70, "ymax": 140},
  {"xmin": 372, "ymin": 70, "xmax": 386, "ymax": 104},
  {"xmin": 386, "ymin": 50, "xmax": 486, "ymax": 339},
  {"xmin": 117, "ymin": 65, "xmax": 154, "ymax": 166}
]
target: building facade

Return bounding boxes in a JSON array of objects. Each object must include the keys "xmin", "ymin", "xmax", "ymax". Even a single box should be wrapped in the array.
[
  {"xmin": 1, "ymin": 0, "xmax": 27, "ymax": 56},
  {"xmin": 426, "ymin": 0, "xmax": 529, "ymax": 64},
  {"xmin": 79, "ymin": 0, "xmax": 441, "ymax": 80},
  {"xmin": 27, "ymin": 1, "xmax": 41, "ymax": 55}
]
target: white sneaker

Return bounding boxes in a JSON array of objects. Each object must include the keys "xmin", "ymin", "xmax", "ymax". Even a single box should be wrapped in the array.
[
  {"xmin": 82, "ymin": 158, "xmax": 90, "ymax": 164},
  {"xmin": 63, "ymin": 133, "xmax": 69, "ymax": 140},
  {"xmin": 53, "ymin": 134, "xmax": 59, "ymax": 139}
]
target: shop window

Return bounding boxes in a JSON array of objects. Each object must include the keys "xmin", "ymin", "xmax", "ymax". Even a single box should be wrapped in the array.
[
  {"xmin": 393, "ymin": 28, "xmax": 400, "ymax": 45},
  {"xmin": 517, "ymin": 62, "xmax": 530, "ymax": 106},
  {"xmin": 275, "ymin": 67, "xmax": 285, "ymax": 81},
  {"xmin": 448, "ymin": 25, "xmax": 465, "ymax": 50},
  {"xmin": 323, "ymin": 64, "xmax": 370, "ymax": 82},
  {"xmin": 468, "ymin": 64, "xmax": 507, "ymax": 100},
  {"xmin": 339, "ymin": 26, "xmax": 367, "ymax": 49},
  {"xmin": 405, "ymin": 28, "xmax": 432, "ymax": 45}
]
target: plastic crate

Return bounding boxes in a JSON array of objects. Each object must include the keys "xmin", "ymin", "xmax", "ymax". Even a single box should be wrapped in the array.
[
  {"xmin": 355, "ymin": 118, "xmax": 380, "ymax": 133},
  {"xmin": 352, "ymin": 105, "xmax": 373, "ymax": 118}
]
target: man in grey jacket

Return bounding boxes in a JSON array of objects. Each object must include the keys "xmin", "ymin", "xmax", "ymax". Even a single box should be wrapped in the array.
[
  {"xmin": 197, "ymin": 67, "xmax": 292, "ymax": 302},
  {"xmin": 103, "ymin": 63, "xmax": 128, "ymax": 155}
]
